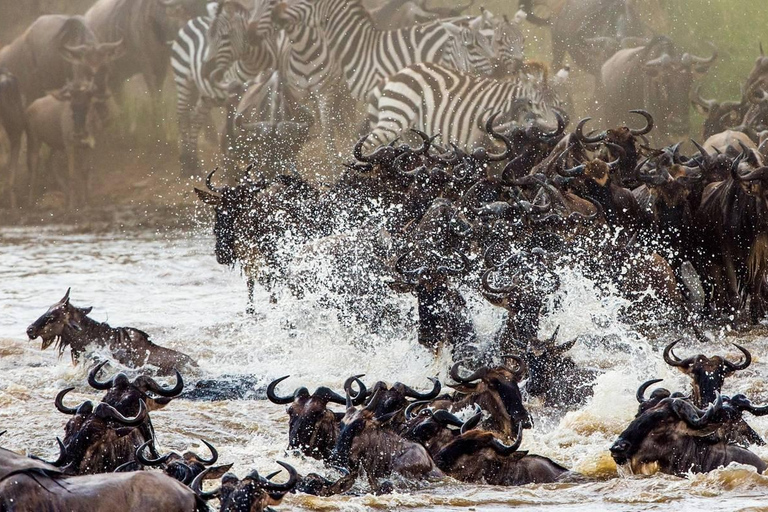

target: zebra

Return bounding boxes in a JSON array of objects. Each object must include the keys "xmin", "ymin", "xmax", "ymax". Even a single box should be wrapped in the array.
[
  {"xmin": 363, "ymin": 62, "xmax": 566, "ymax": 151},
  {"xmin": 272, "ymin": 0, "xmax": 522, "ymax": 101},
  {"xmin": 171, "ymin": 1, "xmax": 277, "ymax": 174}
]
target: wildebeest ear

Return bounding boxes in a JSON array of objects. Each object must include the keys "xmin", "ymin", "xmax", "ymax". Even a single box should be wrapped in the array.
[
  {"xmin": 78, "ymin": 306, "xmax": 93, "ymax": 315},
  {"xmin": 205, "ymin": 463, "xmax": 234, "ymax": 479},
  {"xmin": 194, "ymin": 187, "xmax": 221, "ymax": 206}
]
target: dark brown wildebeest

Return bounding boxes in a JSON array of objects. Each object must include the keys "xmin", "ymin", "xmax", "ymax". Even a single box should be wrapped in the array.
[
  {"xmin": 25, "ymin": 80, "xmax": 100, "ymax": 207},
  {"xmin": 47, "ymin": 387, "xmax": 149, "ymax": 474},
  {"xmin": 85, "ymin": 0, "xmax": 207, "ymax": 113},
  {"xmin": 401, "ymin": 404, "xmax": 482, "ymax": 456},
  {"xmin": 0, "ymin": 68, "xmax": 25, "ymax": 209},
  {"xmin": 329, "ymin": 392, "xmax": 443, "ymax": 491},
  {"xmin": 130, "ymin": 438, "xmax": 232, "ymax": 485},
  {"xmin": 193, "ymin": 461, "xmax": 298, "ymax": 512},
  {"xmin": 690, "ymin": 85, "xmax": 747, "ymax": 140},
  {"xmin": 0, "ymin": 15, "xmax": 124, "ymax": 105},
  {"xmin": 266, "ymin": 375, "xmax": 361, "ymax": 460},
  {"xmin": 662, "ymin": 339, "xmax": 751, "ymax": 408},
  {"xmin": 26, "ymin": 289, "xmax": 196, "ymax": 373},
  {"xmin": 600, "ymin": 36, "xmax": 717, "ymax": 144},
  {"xmin": 348, "ymin": 377, "xmax": 442, "ymax": 425},
  {"xmin": 611, "ymin": 393, "xmax": 767, "ymax": 475},
  {"xmin": 434, "ymin": 360, "xmax": 533, "ymax": 443},
  {"xmin": 432, "ymin": 425, "xmax": 571, "ymax": 485},
  {"xmin": 0, "ymin": 447, "xmax": 205, "ymax": 512},
  {"xmin": 696, "ymin": 151, "xmax": 768, "ymax": 321}
]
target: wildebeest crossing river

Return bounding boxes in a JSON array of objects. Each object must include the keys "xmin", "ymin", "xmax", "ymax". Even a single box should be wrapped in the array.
[{"xmin": 2, "ymin": 223, "xmax": 768, "ymax": 511}]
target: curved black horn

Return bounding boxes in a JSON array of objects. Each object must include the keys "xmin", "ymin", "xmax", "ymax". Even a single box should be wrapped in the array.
[
  {"xmin": 636, "ymin": 379, "xmax": 664, "ymax": 404},
  {"xmin": 54, "ymin": 387, "xmax": 80, "ymax": 415},
  {"xmin": 136, "ymin": 438, "xmax": 171, "ymax": 467},
  {"xmin": 628, "ymin": 110, "xmax": 654, "ymax": 136},
  {"xmin": 449, "ymin": 361, "xmax": 487, "ymax": 384},
  {"xmin": 143, "ymin": 370, "xmax": 184, "ymax": 397},
  {"xmin": 724, "ymin": 344, "xmax": 752, "ymax": 371},
  {"xmin": 490, "ymin": 423, "xmax": 524, "ymax": 455},
  {"xmin": 87, "ymin": 361, "xmax": 114, "ymax": 390},
  {"xmin": 343, "ymin": 374, "xmax": 368, "ymax": 406},
  {"xmin": 575, "ymin": 117, "xmax": 607, "ymax": 144},
  {"xmin": 205, "ymin": 168, "xmax": 225, "ymax": 193},
  {"xmin": 401, "ymin": 377, "xmax": 441, "ymax": 400},
  {"xmin": 502, "ymin": 354, "xmax": 527, "ymax": 381},
  {"xmin": 263, "ymin": 461, "xmax": 298, "ymax": 492},
  {"xmin": 485, "ymin": 112, "xmax": 515, "ymax": 161},
  {"xmin": 96, "ymin": 400, "xmax": 147, "ymax": 426},
  {"xmin": 197, "ymin": 439, "xmax": 218, "ymax": 465},
  {"xmin": 191, "ymin": 467, "xmax": 221, "ymax": 500},
  {"xmin": 432, "ymin": 409, "xmax": 464, "ymax": 428},
  {"xmin": 663, "ymin": 339, "xmax": 688, "ymax": 368},
  {"xmin": 460, "ymin": 405, "xmax": 483, "ymax": 435},
  {"xmin": 266, "ymin": 376, "xmax": 295, "ymax": 405}
]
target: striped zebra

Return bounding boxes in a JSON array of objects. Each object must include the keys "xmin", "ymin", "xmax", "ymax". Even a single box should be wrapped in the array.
[
  {"xmin": 363, "ymin": 62, "xmax": 565, "ymax": 151},
  {"xmin": 272, "ymin": 0, "xmax": 520, "ymax": 101},
  {"xmin": 171, "ymin": 1, "xmax": 277, "ymax": 174}
]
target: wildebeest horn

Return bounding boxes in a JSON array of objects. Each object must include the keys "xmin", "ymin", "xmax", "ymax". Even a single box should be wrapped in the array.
[
  {"xmin": 87, "ymin": 361, "xmax": 114, "ymax": 390},
  {"xmin": 353, "ymin": 134, "xmax": 387, "ymax": 163},
  {"xmin": 490, "ymin": 423, "xmax": 524, "ymax": 455},
  {"xmin": 436, "ymin": 251, "xmax": 471, "ymax": 276},
  {"xmin": 95, "ymin": 400, "xmax": 147, "ymax": 426},
  {"xmin": 685, "ymin": 44, "xmax": 718, "ymax": 66},
  {"xmin": 36, "ymin": 438, "xmax": 67, "ymax": 466},
  {"xmin": 723, "ymin": 344, "xmax": 752, "ymax": 371},
  {"xmin": 481, "ymin": 268, "xmax": 517, "ymax": 295},
  {"xmin": 263, "ymin": 461, "xmax": 298, "ymax": 492},
  {"xmin": 54, "ymin": 387, "xmax": 81, "ymax": 415},
  {"xmin": 662, "ymin": 339, "xmax": 689, "ymax": 368},
  {"xmin": 191, "ymin": 467, "xmax": 221, "ymax": 500},
  {"xmin": 394, "ymin": 250, "xmax": 427, "ymax": 278},
  {"xmin": 404, "ymin": 400, "xmax": 429, "ymax": 420},
  {"xmin": 409, "ymin": 129, "xmax": 439, "ymax": 154},
  {"xmin": 136, "ymin": 439, "xmax": 171, "ymax": 466},
  {"xmin": 343, "ymin": 375, "xmax": 367, "ymax": 406},
  {"xmin": 196, "ymin": 439, "xmax": 218, "ymax": 465},
  {"xmin": 61, "ymin": 287, "xmax": 71, "ymax": 304},
  {"xmin": 142, "ymin": 370, "xmax": 184, "ymax": 397},
  {"xmin": 205, "ymin": 168, "xmax": 224, "ymax": 193},
  {"xmin": 266, "ymin": 375, "xmax": 295, "ymax": 405},
  {"xmin": 537, "ymin": 110, "xmax": 567, "ymax": 141},
  {"xmin": 485, "ymin": 112, "xmax": 515, "ymax": 161},
  {"xmin": 730, "ymin": 394, "xmax": 768, "ymax": 416},
  {"xmin": 575, "ymin": 117, "xmax": 606, "ymax": 144},
  {"xmin": 690, "ymin": 85, "xmax": 718, "ymax": 111},
  {"xmin": 636, "ymin": 379, "xmax": 664, "ymax": 404},
  {"xmin": 313, "ymin": 387, "xmax": 348, "ymax": 406},
  {"xmin": 628, "ymin": 110, "xmax": 654, "ymax": 136},
  {"xmin": 673, "ymin": 392, "xmax": 722, "ymax": 429},
  {"xmin": 432, "ymin": 409, "xmax": 464, "ymax": 428},
  {"xmin": 401, "ymin": 377, "xmax": 441, "ymax": 400},
  {"xmin": 734, "ymin": 163, "xmax": 768, "ymax": 182},
  {"xmin": 450, "ymin": 361, "xmax": 487, "ymax": 383},
  {"xmin": 460, "ymin": 405, "xmax": 483, "ymax": 434}
]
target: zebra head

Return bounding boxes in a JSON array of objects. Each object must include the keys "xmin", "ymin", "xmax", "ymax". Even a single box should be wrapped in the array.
[
  {"xmin": 202, "ymin": 1, "xmax": 253, "ymax": 83},
  {"xmin": 272, "ymin": 0, "xmax": 354, "ymax": 30}
]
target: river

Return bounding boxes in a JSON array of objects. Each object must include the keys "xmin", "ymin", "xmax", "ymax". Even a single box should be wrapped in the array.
[{"xmin": 2, "ymin": 220, "xmax": 768, "ymax": 511}]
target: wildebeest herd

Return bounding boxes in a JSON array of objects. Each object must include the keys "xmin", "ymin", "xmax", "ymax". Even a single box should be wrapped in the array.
[{"xmin": 4, "ymin": 0, "xmax": 768, "ymax": 510}]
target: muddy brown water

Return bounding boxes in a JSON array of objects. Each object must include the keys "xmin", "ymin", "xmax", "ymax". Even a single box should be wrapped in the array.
[{"xmin": 2, "ymin": 222, "xmax": 768, "ymax": 511}]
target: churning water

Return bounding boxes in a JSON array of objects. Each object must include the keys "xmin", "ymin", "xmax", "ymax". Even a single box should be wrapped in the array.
[{"xmin": 2, "ymin": 220, "xmax": 768, "ymax": 511}]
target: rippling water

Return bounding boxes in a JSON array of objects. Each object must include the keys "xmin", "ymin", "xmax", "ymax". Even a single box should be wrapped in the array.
[{"xmin": 2, "ymin": 221, "xmax": 768, "ymax": 511}]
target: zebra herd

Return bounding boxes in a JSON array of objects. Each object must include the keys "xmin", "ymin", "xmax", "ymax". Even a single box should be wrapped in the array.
[{"xmin": 169, "ymin": 0, "xmax": 567, "ymax": 176}]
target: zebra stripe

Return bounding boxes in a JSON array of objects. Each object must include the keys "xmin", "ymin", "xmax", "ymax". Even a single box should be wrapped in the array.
[{"xmin": 365, "ymin": 62, "xmax": 564, "ymax": 150}]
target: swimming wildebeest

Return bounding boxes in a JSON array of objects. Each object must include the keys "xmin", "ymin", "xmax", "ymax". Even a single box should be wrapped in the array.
[{"xmin": 26, "ymin": 288, "xmax": 196, "ymax": 373}]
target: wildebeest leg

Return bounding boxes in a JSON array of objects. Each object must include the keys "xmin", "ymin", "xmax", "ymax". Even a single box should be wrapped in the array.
[
  {"xmin": 247, "ymin": 276, "xmax": 256, "ymax": 314},
  {"xmin": 26, "ymin": 133, "xmax": 41, "ymax": 205}
]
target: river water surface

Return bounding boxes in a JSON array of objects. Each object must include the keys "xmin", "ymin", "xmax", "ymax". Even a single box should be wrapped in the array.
[{"xmin": 2, "ymin": 222, "xmax": 768, "ymax": 511}]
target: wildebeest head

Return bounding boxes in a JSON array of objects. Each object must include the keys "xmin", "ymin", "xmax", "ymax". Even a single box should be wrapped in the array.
[
  {"xmin": 350, "ymin": 377, "xmax": 443, "ymax": 422},
  {"xmin": 193, "ymin": 461, "xmax": 298, "ymax": 512},
  {"xmin": 663, "ymin": 339, "xmax": 751, "ymax": 407},
  {"xmin": 610, "ymin": 394, "xmax": 724, "ymax": 472},
  {"xmin": 449, "ymin": 358, "xmax": 533, "ymax": 438},
  {"xmin": 194, "ymin": 168, "xmax": 268, "ymax": 266},
  {"xmin": 26, "ymin": 288, "xmax": 92, "ymax": 355},
  {"xmin": 59, "ymin": 39, "xmax": 126, "ymax": 80},
  {"xmin": 134, "ymin": 438, "xmax": 231, "ymax": 484},
  {"xmin": 51, "ymin": 387, "xmax": 148, "ymax": 474},
  {"xmin": 267, "ymin": 375, "xmax": 359, "ymax": 459},
  {"xmin": 88, "ymin": 360, "xmax": 184, "ymax": 414},
  {"xmin": 401, "ymin": 403, "xmax": 482, "ymax": 454}
]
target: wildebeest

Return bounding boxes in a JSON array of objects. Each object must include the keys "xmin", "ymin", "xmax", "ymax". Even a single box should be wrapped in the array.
[
  {"xmin": 432, "ymin": 425, "xmax": 571, "ymax": 485},
  {"xmin": 25, "ymin": 80, "xmax": 99, "ymax": 207},
  {"xmin": 48, "ymin": 387, "xmax": 149, "ymax": 474},
  {"xmin": 600, "ymin": 36, "xmax": 717, "ymax": 143},
  {"xmin": 26, "ymin": 288, "xmax": 197, "ymax": 373},
  {"xmin": 0, "ymin": 15, "xmax": 124, "ymax": 105},
  {"xmin": 401, "ymin": 404, "xmax": 482, "ymax": 456},
  {"xmin": 0, "ymin": 447, "xmax": 205, "ymax": 512},
  {"xmin": 330, "ymin": 393, "xmax": 443, "ymax": 491},
  {"xmin": 0, "ymin": 68, "xmax": 25, "ymax": 209},
  {"xmin": 192, "ymin": 461, "xmax": 298, "ymax": 511},
  {"xmin": 611, "ymin": 394, "xmax": 767, "ymax": 475},
  {"xmin": 266, "ymin": 375, "xmax": 360, "ymax": 460},
  {"xmin": 434, "ymin": 360, "xmax": 533, "ymax": 442},
  {"xmin": 84, "ymin": 0, "xmax": 208, "ymax": 107},
  {"xmin": 132, "ymin": 438, "xmax": 231, "ymax": 484},
  {"xmin": 663, "ymin": 339, "xmax": 751, "ymax": 408}
]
